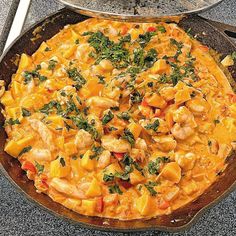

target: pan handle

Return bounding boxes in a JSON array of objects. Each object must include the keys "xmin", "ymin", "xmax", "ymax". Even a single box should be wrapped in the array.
[{"xmin": 204, "ymin": 18, "xmax": 236, "ymax": 39}]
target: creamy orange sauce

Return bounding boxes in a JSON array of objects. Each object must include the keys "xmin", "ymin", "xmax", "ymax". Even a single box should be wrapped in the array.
[{"xmin": 1, "ymin": 18, "xmax": 236, "ymax": 220}]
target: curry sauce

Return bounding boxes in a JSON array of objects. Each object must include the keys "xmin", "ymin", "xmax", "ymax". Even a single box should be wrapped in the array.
[{"xmin": 1, "ymin": 18, "xmax": 236, "ymax": 220}]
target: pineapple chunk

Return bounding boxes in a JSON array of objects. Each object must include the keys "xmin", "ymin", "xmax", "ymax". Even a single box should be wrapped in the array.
[
  {"xmin": 79, "ymin": 87, "xmax": 91, "ymax": 98},
  {"xmin": 50, "ymin": 157, "xmax": 70, "ymax": 178},
  {"xmin": 127, "ymin": 122, "xmax": 142, "ymax": 139},
  {"xmin": 81, "ymin": 200, "xmax": 96, "ymax": 215},
  {"xmin": 175, "ymin": 89, "xmax": 191, "ymax": 104},
  {"xmin": 86, "ymin": 178, "xmax": 102, "ymax": 197},
  {"xmin": 86, "ymin": 78, "xmax": 104, "ymax": 96},
  {"xmin": 18, "ymin": 53, "xmax": 31, "ymax": 71},
  {"xmin": 81, "ymin": 150, "xmax": 96, "ymax": 171},
  {"xmin": 6, "ymin": 107, "xmax": 22, "ymax": 120},
  {"xmin": 11, "ymin": 81, "xmax": 22, "ymax": 99},
  {"xmin": 135, "ymin": 193, "xmax": 153, "ymax": 216},
  {"xmin": 130, "ymin": 169, "xmax": 145, "ymax": 185},
  {"xmin": 1, "ymin": 91, "xmax": 14, "ymax": 106},
  {"xmin": 63, "ymin": 45, "xmax": 77, "ymax": 58},
  {"xmin": 55, "ymin": 136, "xmax": 64, "ymax": 150},
  {"xmin": 4, "ymin": 140, "xmax": 22, "ymax": 157},
  {"xmin": 146, "ymin": 94, "xmax": 167, "ymax": 109},
  {"xmin": 151, "ymin": 59, "xmax": 169, "ymax": 74},
  {"xmin": 38, "ymin": 42, "xmax": 49, "ymax": 52},
  {"xmin": 161, "ymin": 162, "xmax": 181, "ymax": 183},
  {"xmin": 5, "ymin": 135, "xmax": 34, "ymax": 157},
  {"xmin": 45, "ymin": 115, "xmax": 64, "ymax": 129},
  {"xmin": 221, "ymin": 55, "xmax": 234, "ymax": 67},
  {"xmin": 71, "ymin": 158, "xmax": 86, "ymax": 180},
  {"xmin": 182, "ymin": 180, "xmax": 198, "ymax": 195},
  {"xmin": 64, "ymin": 142, "xmax": 78, "ymax": 156},
  {"xmin": 105, "ymin": 162, "xmax": 122, "ymax": 175}
]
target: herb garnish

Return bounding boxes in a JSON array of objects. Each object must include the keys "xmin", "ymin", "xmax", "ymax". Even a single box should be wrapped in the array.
[
  {"xmin": 144, "ymin": 181, "xmax": 158, "ymax": 196},
  {"xmin": 122, "ymin": 129, "xmax": 135, "ymax": 147},
  {"xmin": 102, "ymin": 110, "xmax": 114, "ymax": 125},
  {"xmin": 148, "ymin": 157, "xmax": 170, "ymax": 175},
  {"xmin": 108, "ymin": 184, "xmax": 123, "ymax": 195},
  {"xmin": 144, "ymin": 119, "xmax": 160, "ymax": 132},
  {"xmin": 5, "ymin": 118, "xmax": 20, "ymax": 126},
  {"xmin": 19, "ymin": 146, "xmax": 32, "ymax": 156},
  {"xmin": 22, "ymin": 108, "xmax": 31, "ymax": 117},
  {"xmin": 35, "ymin": 161, "xmax": 44, "ymax": 174}
]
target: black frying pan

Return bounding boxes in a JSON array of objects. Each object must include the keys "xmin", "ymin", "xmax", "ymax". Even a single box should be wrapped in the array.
[{"xmin": 0, "ymin": 8, "xmax": 236, "ymax": 232}]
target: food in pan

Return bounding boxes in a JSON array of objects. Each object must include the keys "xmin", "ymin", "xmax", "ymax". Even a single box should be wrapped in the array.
[{"xmin": 1, "ymin": 18, "xmax": 236, "ymax": 220}]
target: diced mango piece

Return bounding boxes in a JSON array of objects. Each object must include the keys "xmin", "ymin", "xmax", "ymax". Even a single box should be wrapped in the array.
[
  {"xmin": 4, "ymin": 140, "xmax": 22, "ymax": 157},
  {"xmin": 161, "ymin": 162, "xmax": 181, "ymax": 183},
  {"xmin": 71, "ymin": 158, "xmax": 86, "ymax": 180},
  {"xmin": 81, "ymin": 150, "xmax": 96, "ymax": 171},
  {"xmin": 50, "ymin": 157, "xmax": 70, "ymax": 178},
  {"xmin": 64, "ymin": 142, "xmax": 77, "ymax": 156},
  {"xmin": 63, "ymin": 45, "xmax": 77, "ymax": 58},
  {"xmin": 1, "ymin": 91, "xmax": 14, "ymax": 106},
  {"xmin": 79, "ymin": 87, "xmax": 91, "ymax": 98},
  {"xmin": 70, "ymin": 29, "xmax": 79, "ymax": 40},
  {"xmin": 86, "ymin": 178, "xmax": 102, "ymax": 197},
  {"xmin": 6, "ymin": 107, "xmax": 22, "ymax": 120},
  {"xmin": 11, "ymin": 81, "xmax": 22, "ymax": 99},
  {"xmin": 55, "ymin": 136, "xmax": 64, "ymax": 150},
  {"xmin": 175, "ymin": 89, "xmax": 191, "ymax": 104},
  {"xmin": 4, "ymin": 135, "xmax": 34, "ymax": 157},
  {"xmin": 146, "ymin": 94, "xmax": 167, "ymax": 109},
  {"xmin": 130, "ymin": 169, "xmax": 145, "ymax": 185},
  {"xmin": 86, "ymin": 78, "xmax": 103, "ymax": 96},
  {"xmin": 105, "ymin": 162, "xmax": 122, "ymax": 175},
  {"xmin": 20, "ymin": 94, "xmax": 45, "ymax": 110},
  {"xmin": 18, "ymin": 53, "xmax": 32, "ymax": 71},
  {"xmin": 81, "ymin": 200, "xmax": 96, "ymax": 215},
  {"xmin": 45, "ymin": 115, "xmax": 64, "ymax": 129},
  {"xmin": 127, "ymin": 122, "xmax": 142, "ymax": 139},
  {"xmin": 182, "ymin": 180, "xmax": 198, "ymax": 195},
  {"xmin": 151, "ymin": 59, "xmax": 169, "ymax": 74},
  {"xmin": 38, "ymin": 42, "xmax": 49, "ymax": 52},
  {"xmin": 135, "ymin": 193, "xmax": 153, "ymax": 216}
]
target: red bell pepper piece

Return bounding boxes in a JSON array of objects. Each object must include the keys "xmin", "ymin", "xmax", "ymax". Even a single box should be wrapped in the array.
[
  {"xmin": 22, "ymin": 161, "xmax": 36, "ymax": 174},
  {"xmin": 147, "ymin": 26, "xmax": 157, "ymax": 32},
  {"xmin": 96, "ymin": 197, "xmax": 104, "ymax": 213},
  {"xmin": 113, "ymin": 152, "xmax": 125, "ymax": 161}
]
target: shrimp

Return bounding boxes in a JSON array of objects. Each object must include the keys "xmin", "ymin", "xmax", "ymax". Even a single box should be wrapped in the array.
[
  {"xmin": 172, "ymin": 106, "xmax": 196, "ymax": 128},
  {"xmin": 86, "ymin": 96, "xmax": 119, "ymax": 110},
  {"xmin": 87, "ymin": 114, "xmax": 104, "ymax": 136},
  {"xmin": 97, "ymin": 150, "xmax": 111, "ymax": 168},
  {"xmin": 135, "ymin": 138, "xmax": 147, "ymax": 151},
  {"xmin": 153, "ymin": 135, "xmax": 177, "ymax": 151},
  {"xmin": 171, "ymin": 123, "xmax": 194, "ymax": 140},
  {"xmin": 29, "ymin": 119, "xmax": 55, "ymax": 151},
  {"xmin": 75, "ymin": 129, "xmax": 93, "ymax": 149},
  {"xmin": 186, "ymin": 98, "xmax": 210, "ymax": 116},
  {"xmin": 30, "ymin": 148, "xmax": 52, "ymax": 161},
  {"xmin": 101, "ymin": 135, "xmax": 131, "ymax": 153},
  {"xmin": 50, "ymin": 178, "xmax": 86, "ymax": 199}
]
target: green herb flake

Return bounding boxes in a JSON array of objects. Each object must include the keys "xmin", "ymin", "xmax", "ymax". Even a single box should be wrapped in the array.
[
  {"xmin": 157, "ymin": 25, "xmax": 166, "ymax": 33},
  {"xmin": 144, "ymin": 181, "xmax": 158, "ymax": 196},
  {"xmin": 19, "ymin": 146, "xmax": 32, "ymax": 156},
  {"xmin": 59, "ymin": 157, "xmax": 66, "ymax": 167},
  {"xmin": 35, "ymin": 161, "xmax": 44, "ymax": 174},
  {"xmin": 117, "ymin": 112, "xmax": 130, "ymax": 121},
  {"xmin": 122, "ymin": 129, "xmax": 135, "ymax": 147},
  {"xmin": 48, "ymin": 59, "xmax": 57, "ymax": 70},
  {"xmin": 97, "ymin": 75, "xmax": 106, "ymax": 84},
  {"xmin": 102, "ymin": 110, "xmax": 114, "ymax": 125},
  {"xmin": 108, "ymin": 184, "xmax": 123, "ymax": 195},
  {"xmin": 22, "ymin": 108, "xmax": 31, "ymax": 117},
  {"xmin": 144, "ymin": 119, "xmax": 160, "ymax": 132},
  {"xmin": 5, "ymin": 118, "xmax": 20, "ymax": 126}
]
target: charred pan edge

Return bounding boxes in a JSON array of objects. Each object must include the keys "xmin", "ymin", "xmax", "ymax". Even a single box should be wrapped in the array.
[{"xmin": 0, "ymin": 8, "xmax": 236, "ymax": 233}]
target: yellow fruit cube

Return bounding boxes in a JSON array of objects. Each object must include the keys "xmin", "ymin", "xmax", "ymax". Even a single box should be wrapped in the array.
[
  {"xmin": 50, "ymin": 157, "xmax": 70, "ymax": 178},
  {"xmin": 151, "ymin": 59, "xmax": 169, "ymax": 74},
  {"xmin": 130, "ymin": 169, "xmax": 145, "ymax": 185},
  {"xmin": 18, "ymin": 53, "xmax": 32, "ymax": 71},
  {"xmin": 127, "ymin": 122, "xmax": 142, "ymax": 139},
  {"xmin": 81, "ymin": 200, "xmax": 96, "ymax": 215},
  {"xmin": 7, "ymin": 107, "xmax": 22, "ymax": 120},
  {"xmin": 16, "ymin": 135, "xmax": 34, "ymax": 147},
  {"xmin": 81, "ymin": 150, "xmax": 96, "ymax": 171},
  {"xmin": 230, "ymin": 104, "xmax": 236, "ymax": 118},
  {"xmin": 38, "ymin": 42, "xmax": 49, "ymax": 52},
  {"xmin": 86, "ymin": 78, "xmax": 103, "ymax": 96},
  {"xmin": 45, "ymin": 115, "xmax": 64, "ymax": 129},
  {"xmin": 4, "ymin": 140, "xmax": 22, "ymax": 157},
  {"xmin": 105, "ymin": 162, "xmax": 122, "ymax": 175},
  {"xmin": 64, "ymin": 142, "xmax": 78, "ymax": 156},
  {"xmin": 55, "ymin": 136, "xmax": 64, "ymax": 150},
  {"xmin": 175, "ymin": 89, "xmax": 191, "ymax": 104},
  {"xmin": 1, "ymin": 91, "xmax": 14, "ymax": 106},
  {"xmin": 70, "ymin": 29, "xmax": 79, "ymax": 40},
  {"xmin": 79, "ymin": 87, "xmax": 91, "ymax": 98},
  {"xmin": 146, "ymin": 94, "xmax": 167, "ymax": 109},
  {"xmin": 135, "ymin": 193, "xmax": 153, "ymax": 216},
  {"xmin": 221, "ymin": 55, "xmax": 234, "ymax": 67},
  {"xmin": 86, "ymin": 178, "xmax": 102, "ymax": 197},
  {"xmin": 11, "ymin": 81, "xmax": 22, "ymax": 99},
  {"xmin": 71, "ymin": 158, "xmax": 86, "ymax": 180},
  {"xmin": 161, "ymin": 162, "xmax": 181, "ymax": 183},
  {"xmin": 63, "ymin": 45, "xmax": 77, "ymax": 58},
  {"xmin": 182, "ymin": 180, "xmax": 198, "ymax": 195}
]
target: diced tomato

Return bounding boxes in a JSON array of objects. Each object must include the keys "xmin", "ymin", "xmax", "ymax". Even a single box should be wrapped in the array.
[
  {"xmin": 147, "ymin": 26, "xmax": 157, "ymax": 32},
  {"xmin": 22, "ymin": 161, "xmax": 36, "ymax": 174},
  {"xmin": 119, "ymin": 180, "xmax": 132, "ymax": 189},
  {"xmin": 141, "ymin": 98, "xmax": 149, "ymax": 107},
  {"xmin": 41, "ymin": 174, "xmax": 49, "ymax": 188},
  {"xmin": 103, "ymin": 126, "xmax": 110, "ymax": 134},
  {"xmin": 121, "ymin": 26, "xmax": 129, "ymax": 35},
  {"xmin": 113, "ymin": 152, "xmax": 125, "ymax": 161},
  {"xmin": 158, "ymin": 200, "xmax": 170, "ymax": 210},
  {"xmin": 96, "ymin": 197, "xmax": 104, "ymax": 213},
  {"xmin": 228, "ymin": 93, "xmax": 236, "ymax": 103}
]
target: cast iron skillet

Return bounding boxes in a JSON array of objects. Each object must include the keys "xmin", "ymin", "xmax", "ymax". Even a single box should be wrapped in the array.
[{"xmin": 0, "ymin": 8, "xmax": 236, "ymax": 233}]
